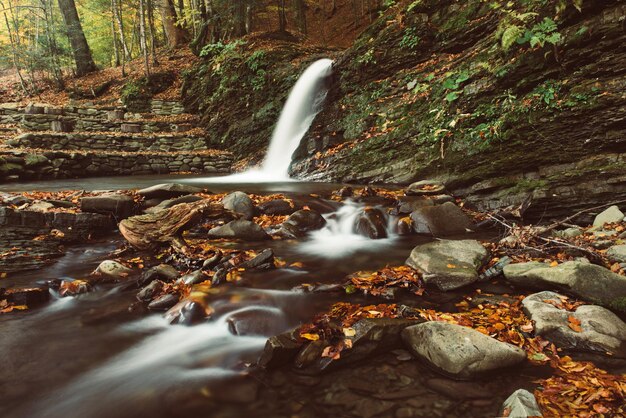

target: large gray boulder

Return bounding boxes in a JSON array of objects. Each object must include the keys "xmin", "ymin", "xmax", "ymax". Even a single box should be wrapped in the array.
[
  {"xmin": 208, "ymin": 219, "xmax": 269, "ymax": 241},
  {"xmin": 500, "ymin": 389, "xmax": 543, "ymax": 418},
  {"xmin": 401, "ymin": 322, "xmax": 526, "ymax": 379},
  {"xmin": 137, "ymin": 183, "xmax": 203, "ymax": 199},
  {"xmin": 593, "ymin": 205, "xmax": 624, "ymax": 228},
  {"xmin": 80, "ymin": 194, "xmax": 135, "ymax": 219},
  {"xmin": 410, "ymin": 202, "xmax": 474, "ymax": 236},
  {"xmin": 522, "ymin": 291, "xmax": 626, "ymax": 358},
  {"xmin": 406, "ymin": 239, "xmax": 490, "ymax": 290},
  {"xmin": 222, "ymin": 191, "xmax": 256, "ymax": 220},
  {"xmin": 503, "ymin": 261, "xmax": 626, "ymax": 311},
  {"xmin": 279, "ymin": 209, "xmax": 326, "ymax": 238}
]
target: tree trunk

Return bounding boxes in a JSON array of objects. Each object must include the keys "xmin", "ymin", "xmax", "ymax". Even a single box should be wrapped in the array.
[
  {"xmin": 111, "ymin": 0, "xmax": 120, "ymax": 67},
  {"xmin": 293, "ymin": 0, "xmax": 306, "ymax": 35},
  {"xmin": 159, "ymin": 0, "xmax": 189, "ymax": 47},
  {"xmin": 57, "ymin": 0, "xmax": 98, "ymax": 76},
  {"xmin": 138, "ymin": 0, "xmax": 150, "ymax": 75},
  {"xmin": 147, "ymin": 0, "xmax": 159, "ymax": 65},
  {"xmin": 112, "ymin": 0, "xmax": 131, "ymax": 59},
  {"xmin": 277, "ymin": 0, "xmax": 286, "ymax": 32},
  {"xmin": 233, "ymin": 1, "xmax": 246, "ymax": 37}
]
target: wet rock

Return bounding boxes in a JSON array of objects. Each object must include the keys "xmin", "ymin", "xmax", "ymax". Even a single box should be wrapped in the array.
[
  {"xmin": 94, "ymin": 260, "xmax": 133, "ymax": 280},
  {"xmin": 397, "ymin": 217, "xmax": 414, "ymax": 235},
  {"xmin": 136, "ymin": 280, "xmax": 163, "ymax": 302},
  {"xmin": 80, "ymin": 194, "xmax": 135, "ymax": 219},
  {"xmin": 138, "ymin": 264, "xmax": 179, "ymax": 286},
  {"xmin": 208, "ymin": 219, "xmax": 270, "ymax": 241},
  {"xmin": 297, "ymin": 318, "xmax": 419, "ymax": 373},
  {"xmin": 205, "ymin": 376, "xmax": 259, "ymax": 403},
  {"xmin": 425, "ymin": 378, "xmax": 492, "ymax": 400},
  {"xmin": 222, "ymin": 191, "xmax": 256, "ymax": 220},
  {"xmin": 431, "ymin": 194, "xmax": 455, "ymax": 205},
  {"xmin": 148, "ymin": 293, "xmax": 179, "ymax": 311},
  {"xmin": 401, "ymin": 322, "xmax": 526, "ymax": 379},
  {"xmin": 226, "ymin": 307, "xmax": 289, "ymax": 336},
  {"xmin": 258, "ymin": 199, "xmax": 296, "ymax": 215},
  {"xmin": 239, "ymin": 248, "xmax": 275, "ymax": 270},
  {"xmin": 478, "ymin": 256, "xmax": 511, "ymax": 282},
  {"xmin": 405, "ymin": 180, "xmax": 445, "ymax": 196},
  {"xmin": 178, "ymin": 269, "xmax": 206, "ymax": 285},
  {"xmin": 137, "ymin": 183, "xmax": 203, "ymax": 199},
  {"xmin": 258, "ymin": 328, "xmax": 304, "ymax": 368},
  {"xmin": 279, "ymin": 209, "xmax": 326, "ymax": 238},
  {"xmin": 4, "ymin": 195, "xmax": 32, "ymax": 206},
  {"xmin": 554, "ymin": 227, "xmax": 583, "ymax": 238},
  {"xmin": 503, "ymin": 261, "xmax": 626, "ymax": 311},
  {"xmin": 165, "ymin": 299, "xmax": 206, "ymax": 325},
  {"xmin": 202, "ymin": 250, "xmax": 222, "ymax": 269},
  {"xmin": 58, "ymin": 279, "xmax": 91, "ymax": 297},
  {"xmin": 406, "ymin": 240, "xmax": 489, "ymax": 291},
  {"xmin": 354, "ymin": 207, "xmax": 388, "ymax": 239},
  {"xmin": 607, "ymin": 245, "xmax": 626, "ymax": 263},
  {"xmin": 500, "ymin": 389, "xmax": 543, "ymax": 418},
  {"xmin": 410, "ymin": 202, "xmax": 474, "ymax": 236},
  {"xmin": 292, "ymin": 197, "xmax": 341, "ymax": 214},
  {"xmin": 593, "ymin": 205, "xmax": 624, "ymax": 228},
  {"xmin": 5, "ymin": 286, "xmax": 50, "ymax": 306},
  {"xmin": 144, "ymin": 194, "xmax": 203, "ymax": 214},
  {"xmin": 211, "ymin": 267, "xmax": 227, "ymax": 286},
  {"xmin": 395, "ymin": 196, "xmax": 434, "ymax": 215},
  {"xmin": 522, "ymin": 291, "xmax": 626, "ymax": 358}
]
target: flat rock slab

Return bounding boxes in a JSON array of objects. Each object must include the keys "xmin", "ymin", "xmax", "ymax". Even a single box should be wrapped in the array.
[
  {"xmin": 137, "ymin": 183, "xmax": 204, "ymax": 199},
  {"xmin": 401, "ymin": 322, "xmax": 526, "ymax": 379},
  {"xmin": 522, "ymin": 291, "xmax": 626, "ymax": 358},
  {"xmin": 503, "ymin": 261, "xmax": 626, "ymax": 311},
  {"xmin": 406, "ymin": 239, "xmax": 489, "ymax": 290},
  {"xmin": 410, "ymin": 202, "xmax": 474, "ymax": 236},
  {"xmin": 80, "ymin": 194, "xmax": 135, "ymax": 219}
]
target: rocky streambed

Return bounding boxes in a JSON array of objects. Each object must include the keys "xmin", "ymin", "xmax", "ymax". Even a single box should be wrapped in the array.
[{"xmin": 1, "ymin": 178, "xmax": 625, "ymax": 418}]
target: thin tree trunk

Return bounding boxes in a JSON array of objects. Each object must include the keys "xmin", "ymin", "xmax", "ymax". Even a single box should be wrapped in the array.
[
  {"xmin": 293, "ymin": 0, "xmax": 306, "ymax": 35},
  {"xmin": 138, "ymin": 0, "xmax": 150, "ymax": 75},
  {"xmin": 112, "ymin": 0, "xmax": 130, "ymax": 58},
  {"xmin": 147, "ymin": 0, "xmax": 158, "ymax": 65},
  {"xmin": 0, "ymin": 0, "xmax": 28, "ymax": 94},
  {"xmin": 41, "ymin": 0, "xmax": 64, "ymax": 88},
  {"xmin": 277, "ymin": 0, "xmax": 286, "ymax": 32},
  {"xmin": 111, "ymin": 0, "xmax": 120, "ymax": 67},
  {"xmin": 57, "ymin": 0, "xmax": 98, "ymax": 76}
]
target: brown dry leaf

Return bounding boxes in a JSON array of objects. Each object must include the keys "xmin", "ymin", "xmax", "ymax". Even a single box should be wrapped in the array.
[{"xmin": 568, "ymin": 315, "xmax": 582, "ymax": 332}]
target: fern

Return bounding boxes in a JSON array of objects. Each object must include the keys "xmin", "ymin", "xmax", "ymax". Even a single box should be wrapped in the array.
[{"xmin": 501, "ymin": 25, "xmax": 523, "ymax": 51}]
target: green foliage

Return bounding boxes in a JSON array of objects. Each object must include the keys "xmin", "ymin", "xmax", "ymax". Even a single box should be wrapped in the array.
[
  {"xmin": 199, "ymin": 39, "xmax": 246, "ymax": 59},
  {"xmin": 357, "ymin": 48, "xmax": 376, "ymax": 66},
  {"xmin": 532, "ymin": 80, "xmax": 560, "ymax": 106},
  {"xmin": 517, "ymin": 17, "xmax": 561, "ymax": 48},
  {"xmin": 442, "ymin": 71, "xmax": 470, "ymax": 102},
  {"xmin": 399, "ymin": 27, "xmax": 421, "ymax": 49},
  {"xmin": 406, "ymin": 1, "xmax": 422, "ymax": 13},
  {"xmin": 120, "ymin": 78, "xmax": 147, "ymax": 103}
]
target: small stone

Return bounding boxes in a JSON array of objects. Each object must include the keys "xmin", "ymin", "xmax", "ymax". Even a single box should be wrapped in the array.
[
  {"xmin": 139, "ymin": 264, "xmax": 179, "ymax": 286},
  {"xmin": 279, "ymin": 209, "xmax": 326, "ymax": 238},
  {"xmin": 208, "ymin": 219, "xmax": 270, "ymax": 241},
  {"xmin": 222, "ymin": 191, "xmax": 256, "ymax": 220},
  {"xmin": 95, "ymin": 260, "xmax": 133, "ymax": 280},
  {"xmin": 148, "ymin": 293, "xmax": 179, "ymax": 311},
  {"xmin": 137, "ymin": 280, "xmax": 163, "ymax": 302}
]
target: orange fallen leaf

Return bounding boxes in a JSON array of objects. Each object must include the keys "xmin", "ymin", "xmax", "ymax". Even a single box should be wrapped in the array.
[{"xmin": 568, "ymin": 315, "xmax": 582, "ymax": 332}]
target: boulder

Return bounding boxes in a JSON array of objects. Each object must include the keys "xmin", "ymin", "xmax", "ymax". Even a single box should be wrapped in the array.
[
  {"xmin": 607, "ymin": 245, "xmax": 626, "ymax": 264},
  {"xmin": 406, "ymin": 240, "xmax": 490, "ymax": 291},
  {"xmin": 522, "ymin": 291, "xmax": 626, "ymax": 358},
  {"xmin": 279, "ymin": 209, "xmax": 326, "ymax": 238},
  {"xmin": 394, "ymin": 196, "xmax": 434, "ymax": 215},
  {"xmin": 80, "ymin": 194, "xmax": 135, "ymax": 219},
  {"xmin": 164, "ymin": 299, "xmax": 206, "ymax": 325},
  {"xmin": 137, "ymin": 280, "xmax": 163, "ymax": 302},
  {"xmin": 178, "ymin": 270, "xmax": 206, "ymax": 285},
  {"xmin": 137, "ymin": 183, "xmax": 203, "ymax": 199},
  {"xmin": 503, "ymin": 261, "xmax": 626, "ymax": 311},
  {"xmin": 354, "ymin": 207, "xmax": 388, "ymax": 239},
  {"xmin": 593, "ymin": 205, "xmax": 624, "ymax": 228},
  {"xmin": 500, "ymin": 389, "xmax": 543, "ymax": 418},
  {"xmin": 405, "ymin": 180, "xmax": 445, "ymax": 196},
  {"xmin": 258, "ymin": 199, "xmax": 297, "ymax": 215},
  {"xmin": 222, "ymin": 191, "xmax": 256, "ymax": 220},
  {"xmin": 410, "ymin": 202, "xmax": 474, "ymax": 236},
  {"xmin": 401, "ymin": 322, "xmax": 526, "ymax": 379},
  {"xmin": 148, "ymin": 293, "xmax": 179, "ymax": 311},
  {"xmin": 208, "ymin": 220, "xmax": 270, "ymax": 241},
  {"xmin": 94, "ymin": 260, "xmax": 133, "ymax": 280}
]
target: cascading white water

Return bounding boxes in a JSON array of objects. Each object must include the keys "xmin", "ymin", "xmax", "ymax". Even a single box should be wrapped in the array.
[
  {"xmin": 299, "ymin": 201, "xmax": 398, "ymax": 259},
  {"xmin": 191, "ymin": 58, "xmax": 333, "ymax": 183}
]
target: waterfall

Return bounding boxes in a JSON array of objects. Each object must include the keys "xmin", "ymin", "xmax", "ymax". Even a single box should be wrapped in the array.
[{"xmin": 193, "ymin": 58, "xmax": 333, "ymax": 183}]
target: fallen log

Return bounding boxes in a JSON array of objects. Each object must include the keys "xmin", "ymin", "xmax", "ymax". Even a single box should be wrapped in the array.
[{"xmin": 119, "ymin": 200, "xmax": 232, "ymax": 251}]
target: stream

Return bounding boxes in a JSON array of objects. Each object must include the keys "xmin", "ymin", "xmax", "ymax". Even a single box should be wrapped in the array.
[{"xmin": 0, "ymin": 175, "xmax": 548, "ymax": 418}]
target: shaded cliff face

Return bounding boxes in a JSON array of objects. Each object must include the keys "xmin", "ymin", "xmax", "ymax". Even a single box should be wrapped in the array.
[
  {"xmin": 183, "ymin": 0, "xmax": 625, "ymax": 218},
  {"xmin": 290, "ymin": 0, "xmax": 626, "ymax": 218}
]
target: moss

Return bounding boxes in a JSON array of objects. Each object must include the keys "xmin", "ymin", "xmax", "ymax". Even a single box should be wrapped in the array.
[{"xmin": 609, "ymin": 297, "xmax": 626, "ymax": 313}]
